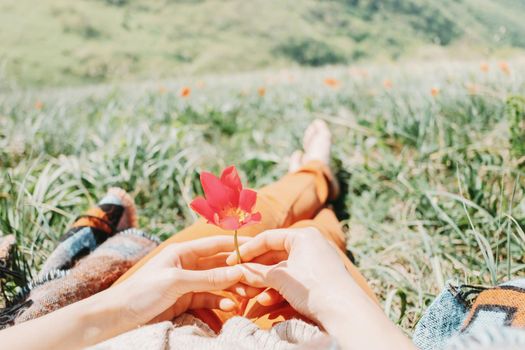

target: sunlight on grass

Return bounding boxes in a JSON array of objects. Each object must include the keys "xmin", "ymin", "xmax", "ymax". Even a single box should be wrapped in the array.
[{"xmin": 1, "ymin": 59, "xmax": 525, "ymax": 333}]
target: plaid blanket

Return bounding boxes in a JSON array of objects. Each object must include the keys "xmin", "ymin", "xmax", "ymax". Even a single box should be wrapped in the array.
[
  {"xmin": 0, "ymin": 188, "xmax": 159, "ymax": 328},
  {"xmin": 414, "ymin": 280, "xmax": 525, "ymax": 349}
]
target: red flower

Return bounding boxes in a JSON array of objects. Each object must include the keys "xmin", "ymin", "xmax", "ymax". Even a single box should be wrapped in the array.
[{"xmin": 190, "ymin": 166, "xmax": 261, "ymax": 230}]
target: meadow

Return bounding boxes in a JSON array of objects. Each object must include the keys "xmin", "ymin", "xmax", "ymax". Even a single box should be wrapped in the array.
[
  {"xmin": 2, "ymin": 0, "xmax": 525, "ymax": 87},
  {"xmin": 1, "ymin": 59, "xmax": 525, "ymax": 334}
]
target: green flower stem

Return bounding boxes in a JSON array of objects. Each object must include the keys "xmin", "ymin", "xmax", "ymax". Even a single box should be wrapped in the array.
[{"xmin": 234, "ymin": 229, "xmax": 242, "ymax": 263}]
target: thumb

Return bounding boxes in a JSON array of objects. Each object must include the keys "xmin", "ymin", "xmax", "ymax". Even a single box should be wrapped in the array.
[
  {"xmin": 175, "ymin": 266, "xmax": 243, "ymax": 294},
  {"xmin": 238, "ymin": 263, "xmax": 279, "ymax": 289}
]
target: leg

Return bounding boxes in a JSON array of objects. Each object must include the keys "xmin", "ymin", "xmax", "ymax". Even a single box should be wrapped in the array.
[
  {"xmin": 116, "ymin": 119, "xmax": 335, "ymax": 284},
  {"xmin": 114, "ymin": 160, "xmax": 334, "ymax": 283},
  {"xmin": 114, "ymin": 119, "xmax": 339, "ymax": 333},
  {"xmin": 116, "ymin": 120, "xmax": 335, "ymax": 283}
]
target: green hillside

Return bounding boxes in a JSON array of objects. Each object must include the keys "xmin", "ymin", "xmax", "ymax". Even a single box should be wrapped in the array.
[{"xmin": 1, "ymin": 0, "xmax": 525, "ymax": 86}]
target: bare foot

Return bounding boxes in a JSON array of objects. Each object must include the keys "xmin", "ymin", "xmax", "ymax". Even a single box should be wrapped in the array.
[
  {"xmin": 288, "ymin": 119, "xmax": 332, "ymax": 172},
  {"xmin": 288, "ymin": 119, "xmax": 339, "ymax": 198},
  {"xmin": 288, "ymin": 150, "xmax": 303, "ymax": 173},
  {"xmin": 302, "ymin": 119, "xmax": 331, "ymax": 165}
]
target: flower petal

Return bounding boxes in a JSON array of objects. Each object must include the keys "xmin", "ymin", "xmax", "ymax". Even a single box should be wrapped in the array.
[
  {"xmin": 200, "ymin": 172, "xmax": 231, "ymax": 210},
  {"xmin": 239, "ymin": 189, "xmax": 257, "ymax": 213},
  {"xmin": 249, "ymin": 212, "xmax": 262, "ymax": 223},
  {"xmin": 190, "ymin": 197, "xmax": 217, "ymax": 223},
  {"xmin": 220, "ymin": 166, "xmax": 242, "ymax": 193},
  {"xmin": 219, "ymin": 216, "xmax": 241, "ymax": 230},
  {"xmin": 220, "ymin": 166, "xmax": 242, "ymax": 206},
  {"xmin": 240, "ymin": 212, "xmax": 262, "ymax": 228}
]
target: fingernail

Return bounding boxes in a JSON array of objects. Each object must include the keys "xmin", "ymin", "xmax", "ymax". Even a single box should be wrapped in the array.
[
  {"xmin": 220, "ymin": 299, "xmax": 236, "ymax": 311},
  {"xmin": 257, "ymin": 293, "xmax": 269, "ymax": 304},
  {"xmin": 235, "ymin": 286, "xmax": 247, "ymax": 297},
  {"xmin": 226, "ymin": 254, "xmax": 235, "ymax": 265},
  {"xmin": 227, "ymin": 265, "xmax": 242, "ymax": 279}
]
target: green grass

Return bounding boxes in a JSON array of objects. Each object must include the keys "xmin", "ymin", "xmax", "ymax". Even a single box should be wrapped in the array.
[
  {"xmin": 1, "ymin": 0, "xmax": 525, "ymax": 87},
  {"xmin": 1, "ymin": 59, "xmax": 525, "ymax": 333}
]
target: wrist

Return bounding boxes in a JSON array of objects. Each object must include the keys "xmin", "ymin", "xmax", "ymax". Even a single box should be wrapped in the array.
[
  {"xmin": 76, "ymin": 287, "xmax": 134, "ymax": 347},
  {"xmin": 312, "ymin": 281, "xmax": 415, "ymax": 350},
  {"xmin": 309, "ymin": 275, "xmax": 361, "ymax": 320}
]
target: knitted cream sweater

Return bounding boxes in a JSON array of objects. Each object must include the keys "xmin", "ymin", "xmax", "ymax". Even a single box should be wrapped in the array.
[{"xmin": 89, "ymin": 314, "xmax": 339, "ymax": 350}]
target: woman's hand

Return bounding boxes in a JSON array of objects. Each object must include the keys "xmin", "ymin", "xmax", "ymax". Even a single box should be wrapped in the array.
[
  {"xmin": 0, "ymin": 236, "xmax": 260, "ymax": 350},
  {"xmin": 226, "ymin": 227, "xmax": 356, "ymax": 322},
  {"xmin": 112, "ymin": 235, "xmax": 258, "ymax": 326},
  {"xmin": 227, "ymin": 228, "xmax": 415, "ymax": 350}
]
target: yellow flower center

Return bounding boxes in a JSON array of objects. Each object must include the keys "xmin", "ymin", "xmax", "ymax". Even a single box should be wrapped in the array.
[{"xmin": 224, "ymin": 207, "xmax": 249, "ymax": 221}]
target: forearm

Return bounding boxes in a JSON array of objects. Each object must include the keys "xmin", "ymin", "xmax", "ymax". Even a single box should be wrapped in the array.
[
  {"xmin": 314, "ymin": 280, "xmax": 415, "ymax": 350},
  {"xmin": 0, "ymin": 287, "xmax": 132, "ymax": 350}
]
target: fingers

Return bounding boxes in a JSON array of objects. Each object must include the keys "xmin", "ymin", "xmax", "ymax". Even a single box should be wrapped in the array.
[
  {"xmin": 180, "ymin": 235, "xmax": 251, "ymax": 258},
  {"xmin": 189, "ymin": 292, "xmax": 237, "ymax": 311},
  {"xmin": 227, "ymin": 283, "xmax": 265, "ymax": 298},
  {"xmin": 175, "ymin": 265, "xmax": 243, "ymax": 294},
  {"xmin": 187, "ymin": 250, "xmax": 285, "ymax": 270},
  {"xmin": 256, "ymin": 289, "xmax": 284, "ymax": 306},
  {"xmin": 251, "ymin": 251, "xmax": 288, "ymax": 265},
  {"xmin": 226, "ymin": 229, "xmax": 290, "ymax": 265},
  {"xmin": 195, "ymin": 253, "xmax": 231, "ymax": 270},
  {"xmin": 148, "ymin": 292, "xmax": 237, "ymax": 324},
  {"xmin": 237, "ymin": 262, "xmax": 276, "ymax": 289}
]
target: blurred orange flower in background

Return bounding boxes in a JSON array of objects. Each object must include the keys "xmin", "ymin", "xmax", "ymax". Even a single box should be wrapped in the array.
[
  {"xmin": 180, "ymin": 86, "xmax": 191, "ymax": 98},
  {"xmin": 431, "ymin": 87, "xmax": 440, "ymax": 97},
  {"xmin": 158, "ymin": 85, "xmax": 167, "ymax": 94},
  {"xmin": 499, "ymin": 62, "xmax": 510, "ymax": 75},
  {"xmin": 480, "ymin": 63, "xmax": 489, "ymax": 73},
  {"xmin": 383, "ymin": 79, "xmax": 393, "ymax": 89},
  {"xmin": 324, "ymin": 78, "xmax": 340, "ymax": 89},
  {"xmin": 466, "ymin": 83, "xmax": 480, "ymax": 95},
  {"xmin": 34, "ymin": 100, "xmax": 44, "ymax": 110},
  {"xmin": 257, "ymin": 87, "xmax": 266, "ymax": 97}
]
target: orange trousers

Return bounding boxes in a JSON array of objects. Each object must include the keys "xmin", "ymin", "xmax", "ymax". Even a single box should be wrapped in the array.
[{"xmin": 115, "ymin": 161, "xmax": 376, "ymax": 333}]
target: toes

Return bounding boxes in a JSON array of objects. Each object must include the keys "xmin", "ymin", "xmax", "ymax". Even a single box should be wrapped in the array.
[
  {"xmin": 303, "ymin": 119, "xmax": 330, "ymax": 151},
  {"xmin": 301, "ymin": 118, "xmax": 331, "ymax": 165},
  {"xmin": 313, "ymin": 119, "xmax": 330, "ymax": 137},
  {"xmin": 303, "ymin": 122, "xmax": 317, "ymax": 150},
  {"xmin": 288, "ymin": 150, "xmax": 304, "ymax": 173}
]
